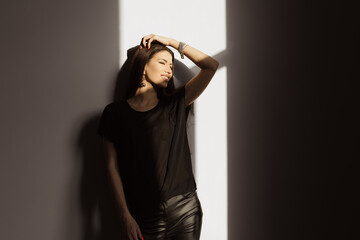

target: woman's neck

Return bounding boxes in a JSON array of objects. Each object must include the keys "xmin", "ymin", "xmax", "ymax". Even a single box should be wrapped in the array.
[{"xmin": 131, "ymin": 82, "xmax": 158, "ymax": 104}]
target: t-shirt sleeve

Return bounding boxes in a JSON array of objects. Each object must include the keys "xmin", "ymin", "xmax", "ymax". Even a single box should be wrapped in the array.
[
  {"xmin": 98, "ymin": 103, "xmax": 116, "ymax": 143},
  {"xmin": 172, "ymin": 85, "xmax": 192, "ymax": 121}
]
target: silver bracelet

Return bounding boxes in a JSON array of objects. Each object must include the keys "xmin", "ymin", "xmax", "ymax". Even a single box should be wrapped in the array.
[{"xmin": 178, "ymin": 41, "xmax": 188, "ymax": 59}]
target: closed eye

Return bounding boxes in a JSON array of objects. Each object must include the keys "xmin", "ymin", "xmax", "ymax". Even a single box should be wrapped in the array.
[{"xmin": 159, "ymin": 62, "xmax": 173, "ymax": 70}]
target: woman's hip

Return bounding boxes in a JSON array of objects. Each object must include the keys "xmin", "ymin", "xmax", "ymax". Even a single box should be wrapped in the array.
[{"xmin": 138, "ymin": 191, "xmax": 203, "ymax": 240}]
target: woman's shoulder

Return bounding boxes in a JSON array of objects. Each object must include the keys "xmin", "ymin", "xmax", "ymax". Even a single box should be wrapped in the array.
[{"xmin": 101, "ymin": 100, "xmax": 127, "ymax": 114}]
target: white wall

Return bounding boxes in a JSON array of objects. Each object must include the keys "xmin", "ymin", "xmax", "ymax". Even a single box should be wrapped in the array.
[{"xmin": 119, "ymin": 0, "xmax": 228, "ymax": 239}]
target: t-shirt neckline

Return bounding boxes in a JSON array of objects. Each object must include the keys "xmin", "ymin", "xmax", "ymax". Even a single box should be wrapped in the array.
[{"xmin": 125, "ymin": 99, "xmax": 161, "ymax": 113}]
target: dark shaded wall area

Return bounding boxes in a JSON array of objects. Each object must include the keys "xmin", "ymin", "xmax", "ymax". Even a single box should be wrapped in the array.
[
  {"xmin": 0, "ymin": 0, "xmax": 119, "ymax": 239},
  {"xmin": 227, "ymin": 1, "xmax": 358, "ymax": 240}
]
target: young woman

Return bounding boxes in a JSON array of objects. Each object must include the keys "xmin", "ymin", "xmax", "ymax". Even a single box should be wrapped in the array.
[{"xmin": 98, "ymin": 34, "xmax": 219, "ymax": 240}]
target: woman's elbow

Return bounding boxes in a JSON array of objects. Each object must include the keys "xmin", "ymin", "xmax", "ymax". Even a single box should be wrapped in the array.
[
  {"xmin": 209, "ymin": 59, "xmax": 219, "ymax": 72},
  {"xmin": 213, "ymin": 60, "xmax": 219, "ymax": 71}
]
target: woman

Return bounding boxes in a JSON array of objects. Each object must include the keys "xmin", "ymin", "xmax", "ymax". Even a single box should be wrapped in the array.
[{"xmin": 98, "ymin": 34, "xmax": 219, "ymax": 240}]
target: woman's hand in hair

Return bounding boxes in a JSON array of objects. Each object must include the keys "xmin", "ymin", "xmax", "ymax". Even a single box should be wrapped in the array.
[{"xmin": 141, "ymin": 34, "xmax": 173, "ymax": 49}]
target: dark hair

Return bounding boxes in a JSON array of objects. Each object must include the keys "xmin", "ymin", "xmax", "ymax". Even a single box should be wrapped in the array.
[{"xmin": 125, "ymin": 41, "xmax": 176, "ymax": 100}]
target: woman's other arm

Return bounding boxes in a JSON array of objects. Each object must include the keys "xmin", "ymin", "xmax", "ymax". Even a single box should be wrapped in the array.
[{"xmin": 102, "ymin": 137, "xmax": 143, "ymax": 240}]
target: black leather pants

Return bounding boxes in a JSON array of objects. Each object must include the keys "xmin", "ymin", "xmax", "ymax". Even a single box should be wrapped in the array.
[{"xmin": 137, "ymin": 191, "xmax": 203, "ymax": 240}]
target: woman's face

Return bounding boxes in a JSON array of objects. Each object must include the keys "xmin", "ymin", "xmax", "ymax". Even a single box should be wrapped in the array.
[{"xmin": 144, "ymin": 51, "xmax": 173, "ymax": 88}]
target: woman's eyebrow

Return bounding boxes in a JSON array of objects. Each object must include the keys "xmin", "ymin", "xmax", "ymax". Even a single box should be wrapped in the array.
[{"xmin": 158, "ymin": 58, "xmax": 173, "ymax": 65}]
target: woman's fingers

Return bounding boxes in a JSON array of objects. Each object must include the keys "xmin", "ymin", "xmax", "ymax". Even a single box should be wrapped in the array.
[
  {"xmin": 148, "ymin": 33, "xmax": 157, "ymax": 48},
  {"xmin": 128, "ymin": 229, "xmax": 137, "ymax": 240},
  {"xmin": 136, "ymin": 224, "xmax": 144, "ymax": 240},
  {"xmin": 142, "ymin": 34, "xmax": 151, "ymax": 46},
  {"xmin": 141, "ymin": 34, "xmax": 172, "ymax": 48},
  {"xmin": 141, "ymin": 37, "xmax": 147, "ymax": 48},
  {"xmin": 141, "ymin": 34, "xmax": 158, "ymax": 49},
  {"xmin": 147, "ymin": 37, "xmax": 155, "ymax": 49}
]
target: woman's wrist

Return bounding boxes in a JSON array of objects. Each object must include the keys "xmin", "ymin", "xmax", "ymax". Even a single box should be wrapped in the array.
[{"xmin": 120, "ymin": 209, "xmax": 131, "ymax": 218}]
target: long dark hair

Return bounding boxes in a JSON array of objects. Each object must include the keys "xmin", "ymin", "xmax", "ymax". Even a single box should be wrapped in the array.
[{"xmin": 125, "ymin": 41, "xmax": 176, "ymax": 100}]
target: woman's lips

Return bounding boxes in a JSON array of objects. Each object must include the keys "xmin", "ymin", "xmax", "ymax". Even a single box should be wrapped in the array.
[{"xmin": 161, "ymin": 75, "xmax": 170, "ymax": 81}]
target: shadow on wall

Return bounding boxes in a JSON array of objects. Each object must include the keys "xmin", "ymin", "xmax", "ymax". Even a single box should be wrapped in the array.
[
  {"xmin": 77, "ymin": 45, "xmax": 196, "ymax": 240},
  {"xmin": 77, "ymin": 115, "xmax": 122, "ymax": 240}
]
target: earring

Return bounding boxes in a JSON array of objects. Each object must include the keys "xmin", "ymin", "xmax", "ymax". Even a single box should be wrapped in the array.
[{"xmin": 139, "ymin": 74, "xmax": 146, "ymax": 87}]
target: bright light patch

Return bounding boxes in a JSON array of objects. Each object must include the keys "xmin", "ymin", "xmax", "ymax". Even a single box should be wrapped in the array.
[
  {"xmin": 119, "ymin": 1, "xmax": 227, "ymax": 239},
  {"xmin": 119, "ymin": 0, "xmax": 226, "ymax": 67},
  {"xmin": 195, "ymin": 67, "xmax": 227, "ymax": 240}
]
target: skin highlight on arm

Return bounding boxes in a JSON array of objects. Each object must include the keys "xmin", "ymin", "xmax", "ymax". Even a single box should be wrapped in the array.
[{"xmin": 169, "ymin": 39, "xmax": 219, "ymax": 107}]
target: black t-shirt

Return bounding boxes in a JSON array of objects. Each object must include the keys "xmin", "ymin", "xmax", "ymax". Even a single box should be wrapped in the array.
[{"xmin": 98, "ymin": 86, "xmax": 196, "ymax": 218}]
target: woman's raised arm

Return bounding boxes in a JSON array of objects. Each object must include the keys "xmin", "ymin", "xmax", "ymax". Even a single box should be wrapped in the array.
[
  {"xmin": 170, "ymin": 39, "xmax": 219, "ymax": 107},
  {"xmin": 142, "ymin": 34, "xmax": 219, "ymax": 107}
]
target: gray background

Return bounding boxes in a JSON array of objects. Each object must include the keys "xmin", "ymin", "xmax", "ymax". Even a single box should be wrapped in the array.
[
  {"xmin": 1, "ymin": 0, "xmax": 357, "ymax": 240},
  {"xmin": 1, "ymin": 0, "xmax": 119, "ymax": 239}
]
